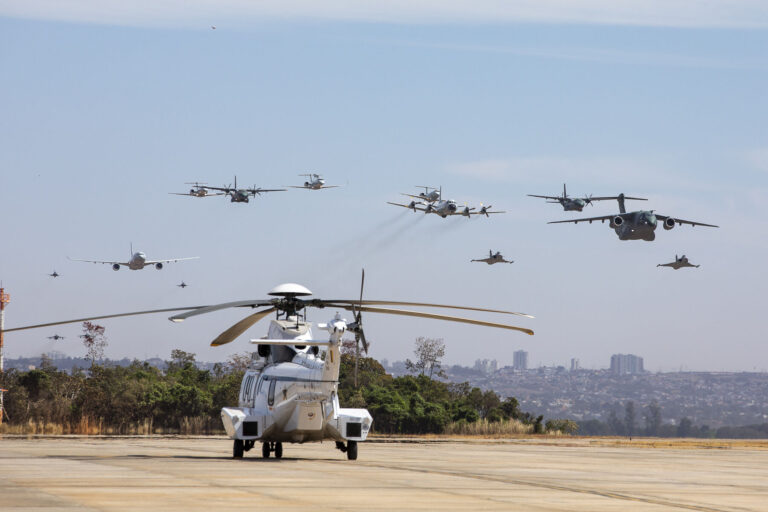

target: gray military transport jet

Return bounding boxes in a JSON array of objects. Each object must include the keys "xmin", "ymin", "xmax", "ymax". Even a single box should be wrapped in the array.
[
  {"xmin": 471, "ymin": 250, "xmax": 514, "ymax": 265},
  {"xmin": 548, "ymin": 194, "xmax": 718, "ymax": 241},
  {"xmin": 657, "ymin": 255, "xmax": 699, "ymax": 270},
  {"xmin": 529, "ymin": 184, "xmax": 647, "ymax": 212}
]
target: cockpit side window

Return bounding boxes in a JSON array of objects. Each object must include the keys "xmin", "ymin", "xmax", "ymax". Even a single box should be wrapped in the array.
[{"xmin": 268, "ymin": 379, "xmax": 277, "ymax": 406}]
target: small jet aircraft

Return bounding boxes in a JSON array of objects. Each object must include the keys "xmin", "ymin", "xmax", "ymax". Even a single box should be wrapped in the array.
[
  {"xmin": 471, "ymin": 250, "xmax": 513, "ymax": 265},
  {"xmin": 70, "ymin": 245, "xmax": 199, "ymax": 271},
  {"xmin": 178, "ymin": 281, "xmax": 189, "ymax": 288},
  {"xmin": 529, "ymin": 184, "xmax": 647, "ymax": 212},
  {"xmin": 170, "ymin": 182, "xmax": 225, "ymax": 198},
  {"xmin": 401, "ymin": 186, "xmax": 441, "ymax": 203},
  {"xmin": 288, "ymin": 173, "xmax": 339, "ymax": 190},
  {"xmin": 388, "ymin": 198, "xmax": 504, "ymax": 218},
  {"xmin": 548, "ymin": 194, "xmax": 718, "ymax": 241},
  {"xmin": 657, "ymin": 255, "xmax": 700, "ymax": 270},
  {"xmin": 48, "ymin": 270, "xmax": 60, "ymax": 278},
  {"xmin": 47, "ymin": 334, "xmax": 65, "ymax": 340},
  {"xmin": 3, "ymin": 273, "xmax": 534, "ymax": 460},
  {"xmin": 203, "ymin": 176, "xmax": 286, "ymax": 203}
]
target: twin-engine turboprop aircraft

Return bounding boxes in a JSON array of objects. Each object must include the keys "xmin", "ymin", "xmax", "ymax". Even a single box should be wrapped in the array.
[
  {"xmin": 528, "ymin": 183, "xmax": 647, "ymax": 212},
  {"xmin": 3, "ymin": 275, "xmax": 534, "ymax": 460}
]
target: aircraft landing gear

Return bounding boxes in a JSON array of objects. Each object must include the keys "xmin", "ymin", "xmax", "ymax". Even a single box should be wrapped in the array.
[
  {"xmin": 233, "ymin": 439, "xmax": 244, "ymax": 459},
  {"xmin": 262, "ymin": 442, "xmax": 283, "ymax": 459},
  {"xmin": 335, "ymin": 440, "xmax": 358, "ymax": 460}
]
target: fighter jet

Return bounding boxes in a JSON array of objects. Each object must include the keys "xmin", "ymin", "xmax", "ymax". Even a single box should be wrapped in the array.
[
  {"xmin": 529, "ymin": 184, "xmax": 647, "ymax": 212},
  {"xmin": 288, "ymin": 173, "xmax": 339, "ymax": 190},
  {"xmin": 471, "ymin": 250, "xmax": 513, "ymax": 265},
  {"xmin": 48, "ymin": 270, "xmax": 60, "ymax": 278},
  {"xmin": 548, "ymin": 194, "xmax": 718, "ymax": 241},
  {"xmin": 657, "ymin": 255, "xmax": 699, "ymax": 270},
  {"xmin": 177, "ymin": 281, "xmax": 189, "ymax": 288}
]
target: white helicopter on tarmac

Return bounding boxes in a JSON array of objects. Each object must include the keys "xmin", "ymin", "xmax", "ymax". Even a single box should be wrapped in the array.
[{"xmin": 3, "ymin": 273, "xmax": 534, "ymax": 460}]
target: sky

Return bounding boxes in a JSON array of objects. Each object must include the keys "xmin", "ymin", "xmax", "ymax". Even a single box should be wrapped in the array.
[{"xmin": 1, "ymin": 2, "xmax": 767, "ymax": 372}]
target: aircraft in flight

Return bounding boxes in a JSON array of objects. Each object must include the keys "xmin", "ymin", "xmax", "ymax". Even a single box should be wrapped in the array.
[
  {"xmin": 528, "ymin": 184, "xmax": 647, "ymax": 212},
  {"xmin": 70, "ymin": 246, "xmax": 199, "ymax": 271},
  {"xmin": 48, "ymin": 270, "xmax": 60, "ymax": 278},
  {"xmin": 203, "ymin": 176, "xmax": 286, "ymax": 203},
  {"xmin": 47, "ymin": 334, "xmax": 65, "ymax": 340},
  {"xmin": 657, "ymin": 255, "xmax": 700, "ymax": 270},
  {"xmin": 548, "ymin": 194, "xmax": 718, "ymax": 241},
  {"xmin": 177, "ymin": 281, "xmax": 189, "ymax": 288},
  {"xmin": 288, "ymin": 173, "xmax": 339, "ymax": 190},
  {"xmin": 388, "ymin": 198, "xmax": 504, "ymax": 218},
  {"xmin": 401, "ymin": 186, "xmax": 441, "ymax": 203},
  {"xmin": 170, "ymin": 182, "xmax": 225, "ymax": 198},
  {"xmin": 471, "ymin": 250, "xmax": 514, "ymax": 265}
]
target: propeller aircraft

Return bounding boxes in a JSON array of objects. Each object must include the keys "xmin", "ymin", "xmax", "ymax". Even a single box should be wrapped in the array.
[
  {"xmin": 203, "ymin": 176, "xmax": 286, "ymax": 203},
  {"xmin": 471, "ymin": 250, "xmax": 513, "ymax": 265},
  {"xmin": 401, "ymin": 185, "xmax": 441, "ymax": 203},
  {"xmin": 657, "ymin": 255, "xmax": 700, "ymax": 270},
  {"xmin": 288, "ymin": 173, "xmax": 339, "ymax": 190},
  {"xmin": 548, "ymin": 194, "xmax": 718, "ymax": 241},
  {"xmin": 69, "ymin": 245, "xmax": 199, "ymax": 271},
  {"xmin": 47, "ymin": 334, "xmax": 65, "ymax": 340},
  {"xmin": 529, "ymin": 184, "xmax": 647, "ymax": 212},
  {"xmin": 388, "ymin": 197, "xmax": 505, "ymax": 218},
  {"xmin": 2, "ymin": 273, "xmax": 534, "ymax": 460}
]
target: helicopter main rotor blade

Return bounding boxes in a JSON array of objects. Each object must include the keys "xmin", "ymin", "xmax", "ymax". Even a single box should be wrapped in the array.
[
  {"xmin": 324, "ymin": 300, "xmax": 533, "ymax": 318},
  {"xmin": 3, "ymin": 307, "xmax": 204, "ymax": 333},
  {"xmin": 169, "ymin": 300, "xmax": 272, "ymax": 322},
  {"xmin": 336, "ymin": 306, "xmax": 534, "ymax": 336},
  {"xmin": 211, "ymin": 307, "xmax": 277, "ymax": 346}
]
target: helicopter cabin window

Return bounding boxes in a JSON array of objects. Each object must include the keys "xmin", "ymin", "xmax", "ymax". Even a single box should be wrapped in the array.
[
  {"xmin": 267, "ymin": 379, "xmax": 277, "ymax": 406},
  {"xmin": 242, "ymin": 375, "xmax": 254, "ymax": 402}
]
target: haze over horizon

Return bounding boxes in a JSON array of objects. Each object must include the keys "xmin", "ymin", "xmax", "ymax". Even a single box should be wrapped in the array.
[{"xmin": 1, "ymin": 2, "xmax": 766, "ymax": 372}]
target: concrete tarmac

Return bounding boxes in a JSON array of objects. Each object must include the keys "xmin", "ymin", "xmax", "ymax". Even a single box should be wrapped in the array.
[{"xmin": 1, "ymin": 436, "xmax": 767, "ymax": 511}]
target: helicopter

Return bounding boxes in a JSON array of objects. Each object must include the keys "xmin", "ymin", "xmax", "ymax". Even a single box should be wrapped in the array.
[
  {"xmin": 288, "ymin": 173, "xmax": 339, "ymax": 190},
  {"xmin": 657, "ymin": 255, "xmax": 700, "ymax": 270},
  {"xmin": 201, "ymin": 176, "xmax": 286, "ymax": 203},
  {"xmin": 548, "ymin": 194, "xmax": 718, "ymax": 241},
  {"xmin": 3, "ymin": 274, "xmax": 534, "ymax": 460},
  {"xmin": 69, "ymin": 244, "xmax": 199, "ymax": 271},
  {"xmin": 528, "ymin": 184, "xmax": 647, "ymax": 212},
  {"xmin": 471, "ymin": 250, "xmax": 513, "ymax": 265},
  {"xmin": 169, "ymin": 182, "xmax": 225, "ymax": 198}
]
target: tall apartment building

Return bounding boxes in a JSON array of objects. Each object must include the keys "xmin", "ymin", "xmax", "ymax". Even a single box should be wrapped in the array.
[
  {"xmin": 513, "ymin": 350, "xmax": 528, "ymax": 371},
  {"xmin": 610, "ymin": 354, "xmax": 644, "ymax": 375}
]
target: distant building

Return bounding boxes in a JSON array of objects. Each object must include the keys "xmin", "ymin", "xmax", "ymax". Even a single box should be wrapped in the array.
[
  {"xmin": 570, "ymin": 358, "xmax": 580, "ymax": 371},
  {"xmin": 610, "ymin": 354, "xmax": 644, "ymax": 375},
  {"xmin": 473, "ymin": 358, "xmax": 498, "ymax": 374},
  {"xmin": 513, "ymin": 350, "xmax": 528, "ymax": 371}
]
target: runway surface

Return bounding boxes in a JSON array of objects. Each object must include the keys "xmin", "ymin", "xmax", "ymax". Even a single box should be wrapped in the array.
[{"xmin": 1, "ymin": 436, "xmax": 767, "ymax": 511}]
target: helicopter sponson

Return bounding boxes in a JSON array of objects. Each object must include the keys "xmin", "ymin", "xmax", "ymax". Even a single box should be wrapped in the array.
[{"xmin": 221, "ymin": 312, "xmax": 372, "ymax": 460}]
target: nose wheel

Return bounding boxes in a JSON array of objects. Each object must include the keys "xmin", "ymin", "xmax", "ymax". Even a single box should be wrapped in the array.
[
  {"xmin": 335, "ymin": 440, "xmax": 358, "ymax": 460},
  {"xmin": 262, "ymin": 442, "xmax": 283, "ymax": 459}
]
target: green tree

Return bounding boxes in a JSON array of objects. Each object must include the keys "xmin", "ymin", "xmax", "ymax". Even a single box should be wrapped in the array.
[
  {"xmin": 405, "ymin": 337, "xmax": 446, "ymax": 378},
  {"xmin": 644, "ymin": 401, "xmax": 662, "ymax": 436}
]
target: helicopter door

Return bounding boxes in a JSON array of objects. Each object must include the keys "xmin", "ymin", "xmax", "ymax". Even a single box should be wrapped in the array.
[{"xmin": 267, "ymin": 379, "xmax": 277, "ymax": 407}]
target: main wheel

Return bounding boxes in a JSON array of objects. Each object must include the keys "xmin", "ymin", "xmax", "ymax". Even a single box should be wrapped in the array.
[
  {"xmin": 233, "ymin": 439, "xmax": 244, "ymax": 459},
  {"xmin": 346, "ymin": 441, "xmax": 358, "ymax": 460},
  {"xmin": 274, "ymin": 442, "xmax": 283, "ymax": 459},
  {"xmin": 262, "ymin": 442, "xmax": 270, "ymax": 458}
]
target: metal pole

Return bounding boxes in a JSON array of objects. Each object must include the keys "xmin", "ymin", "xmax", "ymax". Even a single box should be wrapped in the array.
[{"xmin": 0, "ymin": 287, "xmax": 9, "ymax": 425}]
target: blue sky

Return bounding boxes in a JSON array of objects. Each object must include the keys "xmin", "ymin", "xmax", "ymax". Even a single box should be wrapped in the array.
[{"xmin": 1, "ymin": 4, "xmax": 767, "ymax": 371}]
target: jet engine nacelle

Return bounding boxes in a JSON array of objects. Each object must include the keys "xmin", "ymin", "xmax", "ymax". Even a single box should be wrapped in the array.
[
  {"xmin": 613, "ymin": 216, "xmax": 624, "ymax": 226},
  {"xmin": 155, "ymin": 262, "xmax": 164, "ymax": 270},
  {"xmin": 112, "ymin": 263, "xmax": 120, "ymax": 271},
  {"xmin": 304, "ymin": 181, "xmax": 310, "ymax": 187},
  {"xmin": 663, "ymin": 218, "xmax": 675, "ymax": 230}
]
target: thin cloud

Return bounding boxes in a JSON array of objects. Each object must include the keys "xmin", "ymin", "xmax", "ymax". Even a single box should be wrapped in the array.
[{"xmin": 3, "ymin": 0, "xmax": 768, "ymax": 29}]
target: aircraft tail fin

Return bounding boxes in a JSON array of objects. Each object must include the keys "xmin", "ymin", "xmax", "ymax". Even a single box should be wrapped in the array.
[
  {"xmin": 617, "ymin": 193, "xmax": 626, "ymax": 214},
  {"xmin": 563, "ymin": 183, "xmax": 567, "ymax": 199}
]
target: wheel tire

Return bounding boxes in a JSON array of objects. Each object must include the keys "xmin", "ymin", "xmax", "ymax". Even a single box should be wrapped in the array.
[
  {"xmin": 262, "ymin": 442, "xmax": 270, "ymax": 459},
  {"xmin": 346, "ymin": 441, "xmax": 358, "ymax": 461},
  {"xmin": 274, "ymin": 442, "xmax": 283, "ymax": 459},
  {"xmin": 233, "ymin": 439, "xmax": 244, "ymax": 459}
]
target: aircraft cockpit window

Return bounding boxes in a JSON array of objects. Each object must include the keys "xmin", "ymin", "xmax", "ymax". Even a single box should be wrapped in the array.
[{"xmin": 268, "ymin": 380, "xmax": 277, "ymax": 406}]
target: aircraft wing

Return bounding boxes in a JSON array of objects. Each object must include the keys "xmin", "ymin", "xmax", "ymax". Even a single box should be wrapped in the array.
[
  {"xmin": 248, "ymin": 188, "xmax": 287, "ymax": 194},
  {"xmin": 654, "ymin": 214, "xmax": 719, "ymax": 228},
  {"xmin": 144, "ymin": 257, "xmax": 200, "ymax": 265},
  {"xmin": 68, "ymin": 257, "xmax": 128, "ymax": 266},
  {"xmin": 470, "ymin": 210, "xmax": 505, "ymax": 216},
  {"xmin": 401, "ymin": 193, "xmax": 430, "ymax": 201},
  {"xmin": 527, "ymin": 194, "xmax": 561, "ymax": 200},
  {"xmin": 168, "ymin": 192, "xmax": 225, "ymax": 197},
  {"xmin": 548, "ymin": 214, "xmax": 618, "ymax": 225},
  {"xmin": 589, "ymin": 196, "xmax": 647, "ymax": 201},
  {"xmin": 387, "ymin": 201, "xmax": 426, "ymax": 212},
  {"xmin": 199, "ymin": 185, "xmax": 231, "ymax": 193}
]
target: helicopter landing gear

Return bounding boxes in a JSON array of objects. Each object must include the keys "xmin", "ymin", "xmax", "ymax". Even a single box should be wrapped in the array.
[
  {"xmin": 233, "ymin": 439, "xmax": 244, "ymax": 459},
  {"xmin": 261, "ymin": 442, "xmax": 283, "ymax": 459},
  {"xmin": 335, "ymin": 440, "xmax": 358, "ymax": 460}
]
